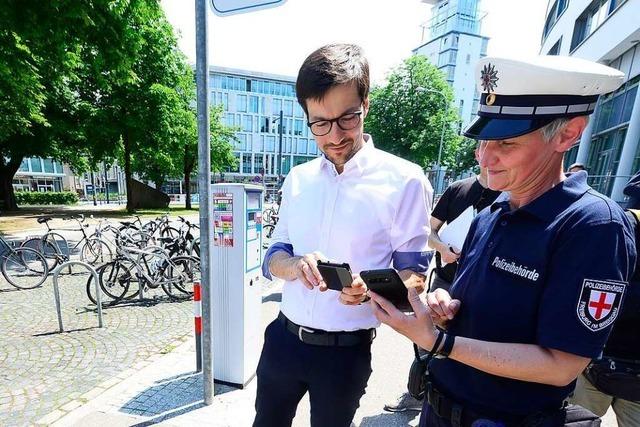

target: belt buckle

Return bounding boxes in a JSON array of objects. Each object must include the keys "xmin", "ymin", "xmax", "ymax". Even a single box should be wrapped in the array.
[{"xmin": 298, "ymin": 326, "xmax": 315, "ymax": 342}]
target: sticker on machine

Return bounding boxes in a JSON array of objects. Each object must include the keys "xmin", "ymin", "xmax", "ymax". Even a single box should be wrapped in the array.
[{"xmin": 576, "ymin": 279, "xmax": 626, "ymax": 332}]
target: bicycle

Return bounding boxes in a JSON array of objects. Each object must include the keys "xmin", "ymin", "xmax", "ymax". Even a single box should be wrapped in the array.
[
  {"xmin": 21, "ymin": 215, "xmax": 112, "ymax": 270},
  {"xmin": 0, "ymin": 235, "xmax": 48, "ymax": 289},
  {"xmin": 86, "ymin": 242, "xmax": 199, "ymax": 305}
]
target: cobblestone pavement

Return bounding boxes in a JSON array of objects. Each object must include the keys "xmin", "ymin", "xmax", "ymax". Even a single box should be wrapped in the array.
[{"xmin": 0, "ymin": 262, "xmax": 194, "ymax": 426}]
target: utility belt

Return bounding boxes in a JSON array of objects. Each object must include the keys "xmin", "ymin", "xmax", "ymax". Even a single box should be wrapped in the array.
[
  {"xmin": 584, "ymin": 356, "xmax": 640, "ymax": 402},
  {"xmin": 277, "ymin": 312, "xmax": 376, "ymax": 347},
  {"xmin": 426, "ymin": 383, "xmax": 600, "ymax": 427}
]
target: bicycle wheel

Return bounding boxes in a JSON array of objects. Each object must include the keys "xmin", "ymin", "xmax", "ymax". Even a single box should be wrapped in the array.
[
  {"xmin": 21, "ymin": 236, "xmax": 61, "ymax": 271},
  {"xmin": 190, "ymin": 238, "xmax": 200, "ymax": 259},
  {"xmin": 160, "ymin": 256, "xmax": 200, "ymax": 300},
  {"xmin": 88, "ymin": 260, "xmax": 133, "ymax": 305},
  {"xmin": 80, "ymin": 238, "xmax": 113, "ymax": 265},
  {"xmin": 263, "ymin": 208, "xmax": 274, "ymax": 224},
  {"xmin": 2, "ymin": 247, "xmax": 49, "ymax": 289},
  {"xmin": 160, "ymin": 226, "xmax": 180, "ymax": 239}
]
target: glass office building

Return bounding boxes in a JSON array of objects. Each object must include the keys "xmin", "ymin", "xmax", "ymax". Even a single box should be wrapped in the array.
[{"xmin": 210, "ymin": 66, "xmax": 320, "ymax": 188}]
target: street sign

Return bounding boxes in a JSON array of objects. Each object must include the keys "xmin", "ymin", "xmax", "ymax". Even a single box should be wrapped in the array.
[{"xmin": 210, "ymin": 0, "xmax": 286, "ymax": 16}]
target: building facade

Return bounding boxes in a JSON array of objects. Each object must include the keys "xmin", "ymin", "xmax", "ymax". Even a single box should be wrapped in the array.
[
  {"xmin": 540, "ymin": 0, "xmax": 640, "ymax": 202},
  {"xmin": 413, "ymin": 0, "xmax": 489, "ymax": 128},
  {"xmin": 209, "ymin": 66, "xmax": 320, "ymax": 190},
  {"xmin": 13, "ymin": 157, "xmax": 67, "ymax": 193}
]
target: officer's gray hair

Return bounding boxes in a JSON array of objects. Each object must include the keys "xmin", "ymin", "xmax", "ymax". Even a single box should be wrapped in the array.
[{"xmin": 540, "ymin": 117, "xmax": 589, "ymax": 143}]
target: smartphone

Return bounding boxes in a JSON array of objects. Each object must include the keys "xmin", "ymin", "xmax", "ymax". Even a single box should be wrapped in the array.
[
  {"xmin": 316, "ymin": 261, "xmax": 353, "ymax": 291},
  {"xmin": 360, "ymin": 268, "xmax": 411, "ymax": 311}
]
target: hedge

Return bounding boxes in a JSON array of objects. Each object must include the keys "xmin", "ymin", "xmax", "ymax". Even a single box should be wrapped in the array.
[{"xmin": 16, "ymin": 191, "xmax": 79, "ymax": 205}]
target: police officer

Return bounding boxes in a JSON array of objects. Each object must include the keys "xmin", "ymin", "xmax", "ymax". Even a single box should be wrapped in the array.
[{"xmin": 370, "ymin": 55, "xmax": 637, "ymax": 426}]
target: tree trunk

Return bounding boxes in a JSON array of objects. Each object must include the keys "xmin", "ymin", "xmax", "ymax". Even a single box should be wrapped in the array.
[
  {"xmin": 124, "ymin": 133, "xmax": 134, "ymax": 213},
  {"xmin": 154, "ymin": 178, "xmax": 164, "ymax": 192},
  {"xmin": 0, "ymin": 157, "xmax": 21, "ymax": 211}
]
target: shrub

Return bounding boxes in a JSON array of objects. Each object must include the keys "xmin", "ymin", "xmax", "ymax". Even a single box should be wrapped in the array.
[{"xmin": 15, "ymin": 191, "xmax": 79, "ymax": 205}]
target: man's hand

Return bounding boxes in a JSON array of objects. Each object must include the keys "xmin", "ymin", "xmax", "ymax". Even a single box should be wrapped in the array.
[
  {"xmin": 426, "ymin": 288, "xmax": 461, "ymax": 326},
  {"xmin": 292, "ymin": 252, "xmax": 328, "ymax": 290},
  {"xmin": 439, "ymin": 244, "xmax": 460, "ymax": 264},
  {"xmin": 339, "ymin": 274, "xmax": 368, "ymax": 305},
  {"xmin": 370, "ymin": 287, "xmax": 438, "ymax": 350}
]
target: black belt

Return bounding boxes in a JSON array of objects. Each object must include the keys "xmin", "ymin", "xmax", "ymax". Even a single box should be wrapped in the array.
[
  {"xmin": 427, "ymin": 385, "xmax": 566, "ymax": 427},
  {"xmin": 277, "ymin": 312, "xmax": 376, "ymax": 347}
]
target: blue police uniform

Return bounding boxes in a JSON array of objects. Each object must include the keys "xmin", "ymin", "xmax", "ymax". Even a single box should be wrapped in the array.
[{"xmin": 428, "ymin": 171, "xmax": 636, "ymax": 421}]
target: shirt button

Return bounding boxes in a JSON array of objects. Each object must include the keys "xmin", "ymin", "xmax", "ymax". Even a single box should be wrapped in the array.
[
  {"xmin": 488, "ymin": 241, "xmax": 494, "ymax": 247},
  {"xmin": 500, "ymin": 220, "xmax": 507, "ymax": 226}
]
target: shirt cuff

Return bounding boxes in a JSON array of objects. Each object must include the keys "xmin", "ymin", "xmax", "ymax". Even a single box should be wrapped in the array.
[
  {"xmin": 392, "ymin": 250, "xmax": 433, "ymax": 274},
  {"xmin": 261, "ymin": 242, "xmax": 294, "ymax": 280}
]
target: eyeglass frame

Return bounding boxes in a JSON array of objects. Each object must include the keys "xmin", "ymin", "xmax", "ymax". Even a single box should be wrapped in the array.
[{"xmin": 306, "ymin": 110, "xmax": 364, "ymax": 136}]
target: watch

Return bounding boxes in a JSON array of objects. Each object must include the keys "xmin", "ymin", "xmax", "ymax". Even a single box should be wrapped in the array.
[{"xmin": 437, "ymin": 333, "xmax": 456, "ymax": 358}]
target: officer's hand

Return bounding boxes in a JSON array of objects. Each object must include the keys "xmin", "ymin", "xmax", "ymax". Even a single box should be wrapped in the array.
[
  {"xmin": 426, "ymin": 288, "xmax": 461, "ymax": 324},
  {"xmin": 339, "ymin": 274, "xmax": 368, "ymax": 305},
  {"xmin": 370, "ymin": 288, "xmax": 438, "ymax": 350},
  {"xmin": 293, "ymin": 252, "xmax": 327, "ymax": 290},
  {"xmin": 440, "ymin": 245, "xmax": 461, "ymax": 264}
]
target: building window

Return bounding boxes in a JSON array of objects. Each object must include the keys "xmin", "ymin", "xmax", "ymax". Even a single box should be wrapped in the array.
[
  {"xmin": 586, "ymin": 127, "xmax": 626, "ymax": 195},
  {"xmin": 43, "ymin": 158, "xmax": 55, "ymax": 173},
  {"xmin": 547, "ymin": 37, "xmax": 562, "ymax": 55},
  {"xmin": 294, "ymin": 119, "xmax": 304, "ymax": 136},
  {"xmin": 295, "ymin": 103, "xmax": 305, "ymax": 118},
  {"xmin": 30, "ymin": 158, "xmax": 42, "ymax": 173},
  {"xmin": 253, "ymin": 154, "xmax": 264, "ymax": 175},
  {"xmin": 297, "ymin": 139, "xmax": 307, "ymax": 155},
  {"xmin": 19, "ymin": 158, "xmax": 29, "ymax": 172},
  {"xmin": 242, "ymin": 153, "xmax": 252, "ymax": 174},
  {"xmin": 265, "ymin": 135, "xmax": 276, "ymax": 152},
  {"xmin": 237, "ymin": 94, "xmax": 247, "ymax": 112},
  {"xmin": 543, "ymin": 0, "xmax": 569, "ymax": 39},
  {"xmin": 272, "ymin": 98, "xmax": 282, "ymax": 115},
  {"xmin": 260, "ymin": 116, "xmax": 270, "ymax": 133},
  {"xmin": 242, "ymin": 115, "xmax": 253, "ymax": 132},
  {"xmin": 249, "ymin": 95, "xmax": 259, "ymax": 113},
  {"xmin": 571, "ymin": 0, "xmax": 622, "ymax": 51},
  {"xmin": 284, "ymin": 100, "xmax": 293, "ymax": 116}
]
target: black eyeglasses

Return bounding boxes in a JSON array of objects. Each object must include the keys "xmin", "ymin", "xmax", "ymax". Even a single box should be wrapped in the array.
[{"xmin": 307, "ymin": 110, "xmax": 363, "ymax": 136}]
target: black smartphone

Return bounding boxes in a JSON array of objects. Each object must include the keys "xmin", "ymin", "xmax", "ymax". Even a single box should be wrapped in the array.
[
  {"xmin": 316, "ymin": 261, "xmax": 353, "ymax": 291},
  {"xmin": 360, "ymin": 268, "xmax": 411, "ymax": 311}
]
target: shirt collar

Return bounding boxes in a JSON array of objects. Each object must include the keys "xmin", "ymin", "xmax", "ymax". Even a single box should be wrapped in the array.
[
  {"xmin": 320, "ymin": 134, "xmax": 375, "ymax": 176},
  {"xmin": 490, "ymin": 171, "xmax": 591, "ymax": 220}
]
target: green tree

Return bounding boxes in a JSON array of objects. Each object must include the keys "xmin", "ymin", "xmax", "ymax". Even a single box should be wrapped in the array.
[
  {"xmin": 0, "ymin": 0, "xmax": 140, "ymax": 210},
  {"xmin": 179, "ymin": 105, "xmax": 237, "ymax": 210},
  {"xmin": 366, "ymin": 55, "xmax": 468, "ymax": 172}
]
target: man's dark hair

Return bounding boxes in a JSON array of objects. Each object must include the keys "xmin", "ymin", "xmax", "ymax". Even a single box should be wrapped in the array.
[{"xmin": 296, "ymin": 43, "xmax": 370, "ymax": 114}]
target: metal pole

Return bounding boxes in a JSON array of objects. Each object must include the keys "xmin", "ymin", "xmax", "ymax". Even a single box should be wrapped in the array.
[
  {"xmin": 195, "ymin": 0, "xmax": 214, "ymax": 405},
  {"xmin": 103, "ymin": 162, "xmax": 110, "ymax": 204},
  {"xmin": 435, "ymin": 103, "xmax": 448, "ymax": 198},
  {"xmin": 52, "ymin": 261, "xmax": 103, "ymax": 333},
  {"xmin": 90, "ymin": 171, "xmax": 97, "ymax": 206},
  {"xmin": 277, "ymin": 110, "xmax": 283, "ymax": 185}
]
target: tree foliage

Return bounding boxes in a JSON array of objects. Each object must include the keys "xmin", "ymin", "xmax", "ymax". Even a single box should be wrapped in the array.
[
  {"xmin": 366, "ymin": 55, "xmax": 471, "ymax": 172},
  {"xmin": 0, "ymin": 0, "xmax": 237, "ymax": 212}
]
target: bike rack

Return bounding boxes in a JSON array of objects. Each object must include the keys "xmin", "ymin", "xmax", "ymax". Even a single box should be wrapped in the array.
[{"xmin": 51, "ymin": 261, "xmax": 104, "ymax": 332}]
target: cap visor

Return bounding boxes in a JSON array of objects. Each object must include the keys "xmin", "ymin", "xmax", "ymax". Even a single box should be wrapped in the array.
[{"xmin": 463, "ymin": 116, "xmax": 556, "ymax": 140}]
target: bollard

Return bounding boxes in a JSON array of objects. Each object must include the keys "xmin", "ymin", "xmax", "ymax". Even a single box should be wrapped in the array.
[
  {"xmin": 194, "ymin": 281, "xmax": 202, "ymax": 372},
  {"xmin": 52, "ymin": 261, "xmax": 103, "ymax": 333}
]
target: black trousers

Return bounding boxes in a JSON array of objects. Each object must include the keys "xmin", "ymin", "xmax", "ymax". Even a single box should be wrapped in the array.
[{"xmin": 253, "ymin": 318, "xmax": 373, "ymax": 427}]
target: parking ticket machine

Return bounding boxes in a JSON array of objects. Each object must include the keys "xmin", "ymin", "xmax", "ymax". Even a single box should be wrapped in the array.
[{"xmin": 211, "ymin": 183, "xmax": 263, "ymax": 388}]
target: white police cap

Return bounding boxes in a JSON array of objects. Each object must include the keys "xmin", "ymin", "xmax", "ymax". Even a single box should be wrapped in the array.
[{"xmin": 463, "ymin": 56, "xmax": 625, "ymax": 140}]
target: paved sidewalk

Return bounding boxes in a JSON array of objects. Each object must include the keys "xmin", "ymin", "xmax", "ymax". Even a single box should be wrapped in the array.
[
  {"xmin": 53, "ymin": 282, "xmax": 422, "ymax": 427},
  {"xmin": 51, "ymin": 280, "xmax": 619, "ymax": 427}
]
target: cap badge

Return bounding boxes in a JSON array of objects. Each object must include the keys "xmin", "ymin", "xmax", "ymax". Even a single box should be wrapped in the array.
[
  {"xmin": 486, "ymin": 93, "xmax": 496, "ymax": 106},
  {"xmin": 480, "ymin": 63, "xmax": 499, "ymax": 93}
]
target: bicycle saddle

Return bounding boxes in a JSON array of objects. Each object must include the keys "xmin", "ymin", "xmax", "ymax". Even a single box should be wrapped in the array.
[{"xmin": 37, "ymin": 217, "xmax": 53, "ymax": 223}]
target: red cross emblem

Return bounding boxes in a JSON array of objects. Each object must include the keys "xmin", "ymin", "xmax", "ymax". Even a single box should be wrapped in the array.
[
  {"xmin": 588, "ymin": 291, "xmax": 614, "ymax": 320},
  {"xmin": 577, "ymin": 279, "xmax": 625, "ymax": 331}
]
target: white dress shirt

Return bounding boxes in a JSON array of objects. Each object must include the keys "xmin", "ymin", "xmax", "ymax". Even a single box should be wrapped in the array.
[{"xmin": 266, "ymin": 135, "xmax": 432, "ymax": 331}]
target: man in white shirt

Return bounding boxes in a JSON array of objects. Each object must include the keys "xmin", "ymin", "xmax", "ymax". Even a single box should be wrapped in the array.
[{"xmin": 253, "ymin": 43, "xmax": 433, "ymax": 427}]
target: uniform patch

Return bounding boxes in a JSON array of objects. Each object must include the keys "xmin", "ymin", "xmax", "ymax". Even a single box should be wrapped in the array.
[{"xmin": 576, "ymin": 279, "xmax": 626, "ymax": 332}]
